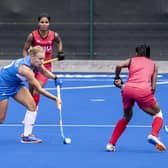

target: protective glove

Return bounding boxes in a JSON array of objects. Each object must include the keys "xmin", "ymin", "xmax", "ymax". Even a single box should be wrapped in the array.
[
  {"xmin": 113, "ymin": 76, "xmax": 123, "ymax": 88},
  {"xmin": 56, "ymin": 51, "xmax": 64, "ymax": 61},
  {"xmin": 55, "ymin": 78, "xmax": 63, "ymax": 87}
]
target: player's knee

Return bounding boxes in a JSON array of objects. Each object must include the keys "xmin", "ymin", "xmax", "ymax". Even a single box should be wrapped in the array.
[
  {"xmin": 27, "ymin": 102, "xmax": 37, "ymax": 112},
  {"xmin": 125, "ymin": 116, "xmax": 132, "ymax": 122},
  {"xmin": 28, "ymin": 106, "xmax": 37, "ymax": 112},
  {"xmin": 124, "ymin": 109, "xmax": 133, "ymax": 121}
]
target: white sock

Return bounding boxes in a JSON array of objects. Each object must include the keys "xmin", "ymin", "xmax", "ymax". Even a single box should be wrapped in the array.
[
  {"xmin": 153, "ymin": 110, "xmax": 163, "ymax": 119},
  {"xmin": 23, "ymin": 110, "xmax": 37, "ymax": 136},
  {"xmin": 22, "ymin": 106, "xmax": 38, "ymax": 124}
]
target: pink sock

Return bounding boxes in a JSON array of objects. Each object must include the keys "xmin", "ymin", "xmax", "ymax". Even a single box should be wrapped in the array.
[
  {"xmin": 109, "ymin": 118, "xmax": 128, "ymax": 145},
  {"xmin": 151, "ymin": 117, "xmax": 163, "ymax": 137}
]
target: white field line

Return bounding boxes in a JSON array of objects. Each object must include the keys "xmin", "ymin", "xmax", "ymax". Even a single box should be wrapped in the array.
[
  {"xmin": 0, "ymin": 124, "xmax": 152, "ymax": 128},
  {"xmin": 45, "ymin": 80, "xmax": 168, "ymax": 91}
]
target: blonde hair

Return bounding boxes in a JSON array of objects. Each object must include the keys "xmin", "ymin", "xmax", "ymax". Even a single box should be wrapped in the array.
[{"xmin": 28, "ymin": 46, "xmax": 45, "ymax": 56}]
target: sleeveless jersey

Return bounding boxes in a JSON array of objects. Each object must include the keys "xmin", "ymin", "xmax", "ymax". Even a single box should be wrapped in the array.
[
  {"xmin": 126, "ymin": 56, "xmax": 155, "ymax": 89},
  {"xmin": 0, "ymin": 56, "xmax": 32, "ymax": 86},
  {"xmin": 32, "ymin": 30, "xmax": 55, "ymax": 61}
]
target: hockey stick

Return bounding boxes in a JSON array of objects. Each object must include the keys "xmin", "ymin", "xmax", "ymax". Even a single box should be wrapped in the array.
[
  {"xmin": 43, "ymin": 57, "xmax": 59, "ymax": 64},
  {"xmin": 57, "ymin": 85, "xmax": 71, "ymax": 144}
]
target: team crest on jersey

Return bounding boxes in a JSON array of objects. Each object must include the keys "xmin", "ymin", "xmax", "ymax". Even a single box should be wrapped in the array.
[{"xmin": 43, "ymin": 46, "xmax": 52, "ymax": 52}]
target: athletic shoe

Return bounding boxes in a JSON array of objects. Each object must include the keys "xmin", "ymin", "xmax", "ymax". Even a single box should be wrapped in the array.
[
  {"xmin": 106, "ymin": 143, "xmax": 116, "ymax": 152},
  {"xmin": 21, "ymin": 135, "xmax": 42, "ymax": 144},
  {"xmin": 147, "ymin": 134, "xmax": 166, "ymax": 151},
  {"xmin": 20, "ymin": 133, "xmax": 35, "ymax": 138}
]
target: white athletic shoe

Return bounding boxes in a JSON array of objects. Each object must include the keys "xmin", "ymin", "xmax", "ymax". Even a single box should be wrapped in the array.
[
  {"xmin": 147, "ymin": 134, "xmax": 166, "ymax": 151},
  {"xmin": 21, "ymin": 135, "xmax": 42, "ymax": 144},
  {"xmin": 106, "ymin": 143, "xmax": 116, "ymax": 152}
]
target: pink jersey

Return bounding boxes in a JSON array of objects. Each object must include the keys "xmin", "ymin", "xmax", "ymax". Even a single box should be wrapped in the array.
[
  {"xmin": 32, "ymin": 29, "xmax": 55, "ymax": 61},
  {"xmin": 126, "ymin": 56, "xmax": 155, "ymax": 90}
]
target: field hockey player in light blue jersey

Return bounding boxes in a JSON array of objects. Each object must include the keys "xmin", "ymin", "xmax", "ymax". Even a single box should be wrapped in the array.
[{"xmin": 0, "ymin": 46, "xmax": 62, "ymax": 143}]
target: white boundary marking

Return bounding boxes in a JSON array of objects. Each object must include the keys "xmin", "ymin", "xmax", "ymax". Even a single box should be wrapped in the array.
[
  {"xmin": 47, "ymin": 74, "xmax": 167, "ymax": 89},
  {"xmin": 0, "ymin": 124, "xmax": 151, "ymax": 128},
  {"xmin": 46, "ymin": 85, "xmax": 114, "ymax": 91},
  {"xmin": 90, "ymin": 99, "xmax": 105, "ymax": 102},
  {"xmin": 45, "ymin": 80, "xmax": 168, "ymax": 91},
  {"xmin": 54, "ymin": 74, "xmax": 163, "ymax": 79}
]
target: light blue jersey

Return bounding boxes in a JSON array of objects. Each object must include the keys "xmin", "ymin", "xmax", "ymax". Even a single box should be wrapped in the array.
[{"xmin": 0, "ymin": 56, "xmax": 33, "ymax": 100}]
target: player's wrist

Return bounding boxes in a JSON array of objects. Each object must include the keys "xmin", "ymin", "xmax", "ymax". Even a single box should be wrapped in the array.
[
  {"xmin": 54, "ymin": 75, "xmax": 57, "ymax": 80},
  {"xmin": 57, "ymin": 51, "xmax": 64, "ymax": 61},
  {"xmin": 58, "ymin": 51, "xmax": 64, "ymax": 54},
  {"xmin": 114, "ymin": 76, "xmax": 120, "ymax": 80}
]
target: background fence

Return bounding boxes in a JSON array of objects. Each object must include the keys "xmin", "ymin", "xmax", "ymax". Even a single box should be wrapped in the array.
[{"xmin": 0, "ymin": 0, "xmax": 168, "ymax": 60}]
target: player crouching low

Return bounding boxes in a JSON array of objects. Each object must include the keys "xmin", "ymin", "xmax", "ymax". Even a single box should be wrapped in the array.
[
  {"xmin": 0, "ymin": 46, "xmax": 62, "ymax": 144},
  {"xmin": 106, "ymin": 44, "xmax": 166, "ymax": 152}
]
